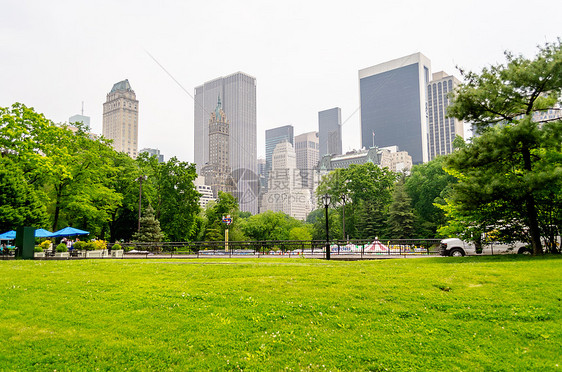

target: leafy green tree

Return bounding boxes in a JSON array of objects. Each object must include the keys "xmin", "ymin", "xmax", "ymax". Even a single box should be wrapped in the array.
[
  {"xmin": 137, "ymin": 154, "xmax": 200, "ymax": 241},
  {"xmin": 444, "ymin": 41, "xmax": 562, "ymax": 254},
  {"xmin": 311, "ymin": 208, "xmax": 341, "ymax": 241},
  {"xmin": 289, "ymin": 225, "xmax": 313, "ymax": 241},
  {"xmin": 387, "ymin": 177, "xmax": 415, "ymax": 239},
  {"xmin": 104, "ymin": 152, "xmax": 139, "ymax": 242},
  {"xmin": 0, "ymin": 104, "xmax": 122, "ymax": 234},
  {"xmin": 306, "ymin": 208, "xmax": 324, "ymax": 224},
  {"xmin": 0, "ymin": 156, "xmax": 47, "ymax": 231},
  {"xmin": 132, "ymin": 205, "xmax": 164, "ymax": 242},
  {"xmin": 202, "ymin": 192, "xmax": 243, "ymax": 241},
  {"xmin": 316, "ymin": 163, "xmax": 396, "ymax": 239},
  {"xmin": 241, "ymin": 210, "xmax": 302, "ymax": 241},
  {"xmin": 404, "ymin": 156, "xmax": 457, "ymax": 237},
  {"xmin": 43, "ymin": 123, "xmax": 121, "ymax": 233}
]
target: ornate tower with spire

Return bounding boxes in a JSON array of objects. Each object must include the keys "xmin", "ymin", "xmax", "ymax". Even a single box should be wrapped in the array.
[{"xmin": 202, "ymin": 96, "xmax": 234, "ymax": 197}]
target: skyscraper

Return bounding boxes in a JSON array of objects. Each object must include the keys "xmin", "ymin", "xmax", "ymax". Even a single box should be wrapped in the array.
[
  {"xmin": 265, "ymin": 125, "xmax": 294, "ymax": 182},
  {"xmin": 427, "ymin": 71, "xmax": 465, "ymax": 160},
  {"xmin": 69, "ymin": 102, "xmax": 90, "ymax": 128},
  {"xmin": 260, "ymin": 142, "xmax": 312, "ymax": 220},
  {"xmin": 194, "ymin": 72, "xmax": 257, "ymax": 214},
  {"xmin": 295, "ymin": 131, "xmax": 319, "ymax": 171},
  {"xmin": 359, "ymin": 53, "xmax": 431, "ymax": 164},
  {"xmin": 201, "ymin": 97, "xmax": 234, "ymax": 197},
  {"xmin": 295, "ymin": 131, "xmax": 319, "ymax": 188},
  {"xmin": 69, "ymin": 114, "xmax": 90, "ymax": 128},
  {"xmin": 102, "ymin": 79, "xmax": 139, "ymax": 158},
  {"xmin": 318, "ymin": 107, "xmax": 342, "ymax": 157},
  {"xmin": 139, "ymin": 148, "xmax": 165, "ymax": 163}
]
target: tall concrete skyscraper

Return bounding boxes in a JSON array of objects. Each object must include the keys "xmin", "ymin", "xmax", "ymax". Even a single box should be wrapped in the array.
[
  {"xmin": 318, "ymin": 107, "xmax": 342, "ymax": 157},
  {"xmin": 261, "ymin": 142, "xmax": 312, "ymax": 220},
  {"xmin": 359, "ymin": 53, "xmax": 431, "ymax": 164},
  {"xmin": 295, "ymin": 131, "xmax": 319, "ymax": 188},
  {"xmin": 194, "ymin": 72, "xmax": 258, "ymax": 214},
  {"xmin": 265, "ymin": 125, "xmax": 294, "ymax": 181},
  {"xmin": 427, "ymin": 71, "xmax": 465, "ymax": 160},
  {"xmin": 295, "ymin": 131, "xmax": 319, "ymax": 171},
  {"xmin": 102, "ymin": 79, "xmax": 139, "ymax": 158}
]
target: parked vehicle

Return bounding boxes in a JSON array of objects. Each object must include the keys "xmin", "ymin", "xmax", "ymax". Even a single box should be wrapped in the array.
[{"xmin": 439, "ymin": 238, "xmax": 531, "ymax": 257}]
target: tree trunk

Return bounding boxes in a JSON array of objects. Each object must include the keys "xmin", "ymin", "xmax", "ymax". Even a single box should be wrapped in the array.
[
  {"xmin": 52, "ymin": 185, "xmax": 63, "ymax": 231},
  {"xmin": 109, "ymin": 210, "xmax": 117, "ymax": 243},
  {"xmin": 521, "ymin": 146, "xmax": 543, "ymax": 255}
]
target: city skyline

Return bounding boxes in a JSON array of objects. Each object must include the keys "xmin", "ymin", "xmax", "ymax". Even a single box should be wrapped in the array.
[{"xmin": 1, "ymin": 1, "xmax": 560, "ymax": 164}]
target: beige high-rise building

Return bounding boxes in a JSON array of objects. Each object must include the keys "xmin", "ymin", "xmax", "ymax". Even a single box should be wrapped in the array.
[
  {"xmin": 295, "ymin": 131, "xmax": 319, "ymax": 185},
  {"xmin": 102, "ymin": 79, "xmax": 139, "ymax": 158},
  {"xmin": 261, "ymin": 141, "xmax": 312, "ymax": 220},
  {"xmin": 427, "ymin": 71, "xmax": 465, "ymax": 161},
  {"xmin": 295, "ymin": 131, "xmax": 319, "ymax": 209}
]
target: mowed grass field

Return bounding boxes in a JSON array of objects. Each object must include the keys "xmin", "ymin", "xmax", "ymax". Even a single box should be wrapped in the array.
[{"xmin": 0, "ymin": 256, "xmax": 560, "ymax": 371}]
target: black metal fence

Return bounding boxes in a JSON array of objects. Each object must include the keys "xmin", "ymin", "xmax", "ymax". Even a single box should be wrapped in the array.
[{"xmin": 116, "ymin": 239, "xmax": 442, "ymax": 259}]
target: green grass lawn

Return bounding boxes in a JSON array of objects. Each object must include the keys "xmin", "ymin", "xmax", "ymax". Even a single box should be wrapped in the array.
[{"xmin": 1, "ymin": 256, "xmax": 560, "ymax": 371}]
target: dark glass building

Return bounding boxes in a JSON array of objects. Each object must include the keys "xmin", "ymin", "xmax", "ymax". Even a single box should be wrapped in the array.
[
  {"xmin": 318, "ymin": 107, "xmax": 342, "ymax": 157},
  {"xmin": 359, "ymin": 53, "xmax": 431, "ymax": 164}
]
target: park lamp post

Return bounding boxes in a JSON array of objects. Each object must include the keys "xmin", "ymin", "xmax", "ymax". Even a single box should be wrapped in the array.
[
  {"xmin": 136, "ymin": 175, "xmax": 148, "ymax": 232},
  {"xmin": 322, "ymin": 193, "xmax": 331, "ymax": 260}
]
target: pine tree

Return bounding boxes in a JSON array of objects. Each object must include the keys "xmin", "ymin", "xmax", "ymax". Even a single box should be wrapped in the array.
[
  {"xmin": 356, "ymin": 200, "xmax": 386, "ymax": 240},
  {"xmin": 132, "ymin": 205, "xmax": 164, "ymax": 242},
  {"xmin": 387, "ymin": 179, "xmax": 415, "ymax": 239}
]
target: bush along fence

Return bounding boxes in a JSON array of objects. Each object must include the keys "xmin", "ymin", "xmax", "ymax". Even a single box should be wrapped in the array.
[
  {"xmin": 8, "ymin": 239, "xmax": 441, "ymax": 260},
  {"xmin": 114, "ymin": 239, "xmax": 442, "ymax": 259}
]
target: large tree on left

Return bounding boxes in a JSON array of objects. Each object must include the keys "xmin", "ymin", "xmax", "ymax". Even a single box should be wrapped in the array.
[{"xmin": 0, "ymin": 103, "xmax": 122, "ymax": 233}]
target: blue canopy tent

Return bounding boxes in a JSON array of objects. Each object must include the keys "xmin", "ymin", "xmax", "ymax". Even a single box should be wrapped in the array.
[
  {"xmin": 35, "ymin": 228, "xmax": 53, "ymax": 238},
  {"xmin": 50, "ymin": 227, "xmax": 89, "ymax": 238},
  {"xmin": 0, "ymin": 230, "xmax": 16, "ymax": 240},
  {"xmin": 1, "ymin": 229, "xmax": 54, "ymax": 239}
]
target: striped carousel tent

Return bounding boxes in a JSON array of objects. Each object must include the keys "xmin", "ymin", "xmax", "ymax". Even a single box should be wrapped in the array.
[{"xmin": 364, "ymin": 239, "xmax": 389, "ymax": 252}]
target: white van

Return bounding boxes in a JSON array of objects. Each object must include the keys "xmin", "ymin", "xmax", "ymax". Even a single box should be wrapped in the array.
[{"xmin": 439, "ymin": 237, "xmax": 531, "ymax": 257}]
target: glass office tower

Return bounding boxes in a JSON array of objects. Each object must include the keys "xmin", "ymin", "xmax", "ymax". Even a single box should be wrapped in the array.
[
  {"xmin": 318, "ymin": 107, "xmax": 342, "ymax": 157},
  {"xmin": 359, "ymin": 53, "xmax": 431, "ymax": 164}
]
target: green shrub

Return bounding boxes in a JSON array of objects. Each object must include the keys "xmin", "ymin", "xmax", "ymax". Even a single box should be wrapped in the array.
[
  {"xmin": 176, "ymin": 246, "xmax": 193, "ymax": 252},
  {"xmin": 34, "ymin": 246, "xmax": 43, "ymax": 252},
  {"xmin": 84, "ymin": 242, "xmax": 96, "ymax": 251},
  {"xmin": 73, "ymin": 241, "xmax": 87, "ymax": 250},
  {"xmin": 56, "ymin": 243, "xmax": 67, "ymax": 252},
  {"xmin": 111, "ymin": 243, "xmax": 122, "ymax": 250}
]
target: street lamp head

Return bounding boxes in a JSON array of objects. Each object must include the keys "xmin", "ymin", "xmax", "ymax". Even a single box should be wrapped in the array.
[{"xmin": 322, "ymin": 193, "xmax": 331, "ymax": 207}]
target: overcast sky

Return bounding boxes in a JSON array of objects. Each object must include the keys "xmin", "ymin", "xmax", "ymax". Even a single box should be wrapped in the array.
[{"xmin": 1, "ymin": 0, "xmax": 560, "ymax": 163}]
